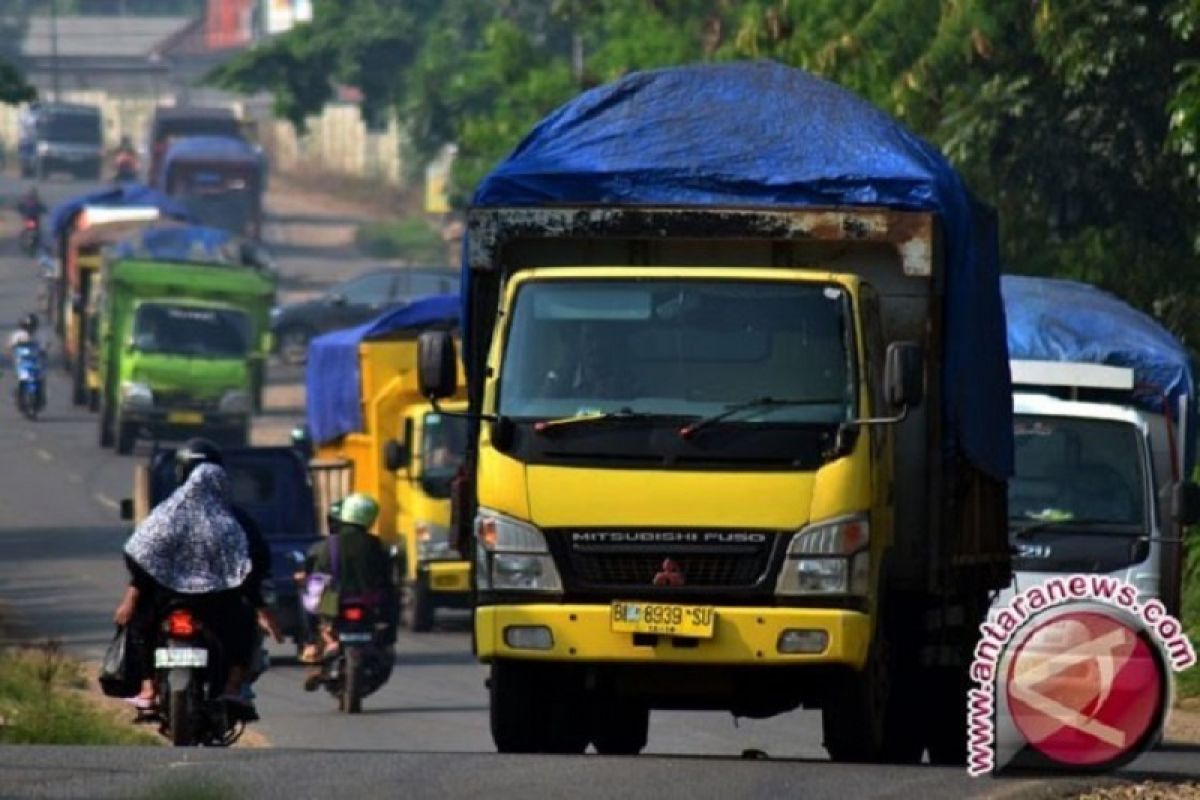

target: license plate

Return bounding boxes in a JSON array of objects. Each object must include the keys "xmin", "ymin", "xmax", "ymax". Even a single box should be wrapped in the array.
[
  {"xmin": 167, "ymin": 411, "xmax": 204, "ymax": 425},
  {"xmin": 339, "ymin": 632, "xmax": 372, "ymax": 644},
  {"xmin": 155, "ymin": 647, "xmax": 208, "ymax": 668},
  {"xmin": 610, "ymin": 601, "xmax": 716, "ymax": 638}
]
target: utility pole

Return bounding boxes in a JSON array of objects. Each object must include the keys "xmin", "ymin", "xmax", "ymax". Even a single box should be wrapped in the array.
[{"xmin": 49, "ymin": 0, "xmax": 60, "ymax": 101}]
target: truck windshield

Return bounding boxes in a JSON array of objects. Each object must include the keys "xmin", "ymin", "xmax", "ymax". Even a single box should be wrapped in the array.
[
  {"xmin": 498, "ymin": 279, "xmax": 857, "ymax": 425},
  {"xmin": 40, "ymin": 114, "xmax": 100, "ymax": 144},
  {"xmin": 1009, "ymin": 416, "xmax": 1147, "ymax": 527},
  {"xmin": 132, "ymin": 304, "xmax": 249, "ymax": 358},
  {"xmin": 421, "ymin": 412, "xmax": 468, "ymax": 498}
]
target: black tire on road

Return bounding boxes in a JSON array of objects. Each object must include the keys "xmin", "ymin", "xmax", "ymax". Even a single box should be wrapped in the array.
[
  {"xmin": 590, "ymin": 700, "xmax": 649, "ymax": 755},
  {"xmin": 343, "ymin": 648, "xmax": 363, "ymax": 714},
  {"xmin": 821, "ymin": 623, "xmax": 923, "ymax": 764},
  {"xmin": 116, "ymin": 420, "xmax": 136, "ymax": 455},
  {"xmin": 277, "ymin": 326, "xmax": 314, "ymax": 366},
  {"xmin": 167, "ymin": 686, "xmax": 197, "ymax": 746},
  {"xmin": 405, "ymin": 573, "xmax": 435, "ymax": 633},
  {"xmin": 925, "ymin": 667, "xmax": 969, "ymax": 765},
  {"xmin": 99, "ymin": 402, "xmax": 115, "ymax": 448},
  {"xmin": 490, "ymin": 660, "xmax": 550, "ymax": 753}
]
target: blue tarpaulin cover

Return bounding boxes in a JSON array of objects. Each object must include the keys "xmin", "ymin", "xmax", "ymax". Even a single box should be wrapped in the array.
[
  {"xmin": 160, "ymin": 135, "xmax": 261, "ymax": 185},
  {"xmin": 111, "ymin": 224, "xmax": 240, "ymax": 264},
  {"xmin": 306, "ymin": 294, "xmax": 460, "ymax": 444},
  {"xmin": 1002, "ymin": 274, "xmax": 1197, "ymax": 473},
  {"xmin": 469, "ymin": 61, "xmax": 1012, "ymax": 479},
  {"xmin": 48, "ymin": 183, "xmax": 193, "ymax": 241}
]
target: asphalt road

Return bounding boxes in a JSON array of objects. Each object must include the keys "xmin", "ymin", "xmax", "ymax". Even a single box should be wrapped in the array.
[{"xmin": 0, "ymin": 173, "xmax": 1195, "ymax": 798}]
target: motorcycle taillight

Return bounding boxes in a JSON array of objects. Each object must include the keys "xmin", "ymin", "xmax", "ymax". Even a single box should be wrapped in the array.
[
  {"xmin": 341, "ymin": 606, "xmax": 365, "ymax": 622},
  {"xmin": 165, "ymin": 609, "xmax": 199, "ymax": 638}
]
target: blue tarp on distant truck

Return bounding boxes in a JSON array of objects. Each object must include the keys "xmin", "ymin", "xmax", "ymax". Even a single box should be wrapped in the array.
[
  {"xmin": 1003, "ymin": 274, "xmax": 1197, "ymax": 473},
  {"xmin": 468, "ymin": 60, "xmax": 1013, "ymax": 480},
  {"xmin": 48, "ymin": 182, "xmax": 193, "ymax": 241},
  {"xmin": 306, "ymin": 294, "xmax": 460, "ymax": 444}
]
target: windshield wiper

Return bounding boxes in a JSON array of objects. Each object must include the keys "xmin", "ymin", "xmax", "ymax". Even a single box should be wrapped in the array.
[
  {"xmin": 678, "ymin": 396, "xmax": 843, "ymax": 439},
  {"xmin": 533, "ymin": 407, "xmax": 659, "ymax": 434},
  {"xmin": 1011, "ymin": 518, "xmax": 1119, "ymax": 540}
]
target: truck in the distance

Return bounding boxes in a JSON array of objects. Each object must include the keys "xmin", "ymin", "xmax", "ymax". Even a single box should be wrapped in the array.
[
  {"xmin": 416, "ymin": 62, "xmax": 1013, "ymax": 762},
  {"xmin": 1001, "ymin": 275, "xmax": 1199, "ymax": 616}
]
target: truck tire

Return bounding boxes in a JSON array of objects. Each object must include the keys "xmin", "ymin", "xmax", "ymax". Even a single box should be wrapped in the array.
[
  {"xmin": 490, "ymin": 661, "xmax": 589, "ymax": 754},
  {"xmin": 821, "ymin": 629, "xmax": 923, "ymax": 764},
  {"xmin": 405, "ymin": 574, "xmax": 435, "ymax": 633},
  {"xmin": 99, "ymin": 403, "xmax": 115, "ymax": 448},
  {"xmin": 490, "ymin": 661, "xmax": 548, "ymax": 752},
  {"xmin": 590, "ymin": 701, "xmax": 649, "ymax": 755},
  {"xmin": 116, "ymin": 420, "xmax": 136, "ymax": 455},
  {"xmin": 925, "ymin": 667, "xmax": 969, "ymax": 765}
]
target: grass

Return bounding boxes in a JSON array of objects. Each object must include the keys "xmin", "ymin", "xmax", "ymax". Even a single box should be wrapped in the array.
[
  {"xmin": 0, "ymin": 642, "xmax": 158, "ymax": 745},
  {"xmin": 354, "ymin": 218, "xmax": 447, "ymax": 262}
]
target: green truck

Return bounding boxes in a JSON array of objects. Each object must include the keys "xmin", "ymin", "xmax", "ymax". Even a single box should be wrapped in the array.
[{"xmin": 95, "ymin": 255, "xmax": 275, "ymax": 454}]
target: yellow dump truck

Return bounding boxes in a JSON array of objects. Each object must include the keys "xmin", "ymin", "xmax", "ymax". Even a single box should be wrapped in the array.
[
  {"xmin": 306, "ymin": 295, "xmax": 469, "ymax": 631},
  {"xmin": 415, "ymin": 64, "xmax": 1013, "ymax": 761}
]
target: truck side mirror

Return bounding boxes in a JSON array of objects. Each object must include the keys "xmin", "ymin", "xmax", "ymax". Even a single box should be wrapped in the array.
[
  {"xmin": 384, "ymin": 439, "xmax": 409, "ymax": 472},
  {"xmin": 290, "ymin": 425, "xmax": 314, "ymax": 460},
  {"xmin": 884, "ymin": 341, "xmax": 924, "ymax": 410},
  {"xmin": 1172, "ymin": 481, "xmax": 1200, "ymax": 525},
  {"xmin": 418, "ymin": 329, "xmax": 457, "ymax": 400},
  {"xmin": 119, "ymin": 498, "xmax": 134, "ymax": 521}
]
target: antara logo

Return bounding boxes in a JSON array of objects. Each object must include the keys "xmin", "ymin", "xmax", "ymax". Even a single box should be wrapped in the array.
[{"xmin": 653, "ymin": 558, "xmax": 685, "ymax": 587}]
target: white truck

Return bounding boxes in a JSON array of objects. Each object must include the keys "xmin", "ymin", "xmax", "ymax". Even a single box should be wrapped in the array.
[{"xmin": 999, "ymin": 277, "xmax": 1199, "ymax": 616}]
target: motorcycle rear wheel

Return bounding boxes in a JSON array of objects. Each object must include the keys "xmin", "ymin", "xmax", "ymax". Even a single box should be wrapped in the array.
[
  {"xmin": 341, "ymin": 648, "xmax": 363, "ymax": 714},
  {"xmin": 167, "ymin": 687, "xmax": 197, "ymax": 746}
]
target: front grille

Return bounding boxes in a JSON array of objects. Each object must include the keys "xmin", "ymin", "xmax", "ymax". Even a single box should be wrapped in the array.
[
  {"xmin": 155, "ymin": 390, "xmax": 218, "ymax": 411},
  {"xmin": 557, "ymin": 530, "xmax": 777, "ymax": 591}
]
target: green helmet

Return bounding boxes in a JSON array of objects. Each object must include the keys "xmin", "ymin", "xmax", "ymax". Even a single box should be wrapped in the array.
[{"xmin": 337, "ymin": 493, "xmax": 379, "ymax": 529}]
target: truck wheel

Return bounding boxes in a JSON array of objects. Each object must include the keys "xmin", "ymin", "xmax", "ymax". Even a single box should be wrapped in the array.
[
  {"xmin": 99, "ymin": 403, "xmax": 115, "ymax": 448},
  {"xmin": 404, "ymin": 574, "xmax": 435, "ymax": 633},
  {"xmin": 821, "ymin": 631, "xmax": 923, "ymax": 764},
  {"xmin": 925, "ymin": 667, "xmax": 969, "ymax": 765},
  {"xmin": 591, "ymin": 700, "xmax": 649, "ymax": 755},
  {"xmin": 116, "ymin": 420, "xmax": 136, "ymax": 455}
]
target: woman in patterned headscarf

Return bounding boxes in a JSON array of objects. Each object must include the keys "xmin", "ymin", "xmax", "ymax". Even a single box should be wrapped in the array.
[{"xmin": 114, "ymin": 460, "xmax": 268, "ymax": 709}]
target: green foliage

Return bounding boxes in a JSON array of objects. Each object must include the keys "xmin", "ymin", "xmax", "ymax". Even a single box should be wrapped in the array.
[
  {"xmin": 0, "ymin": 643, "xmax": 158, "ymax": 745},
  {"xmin": 355, "ymin": 219, "xmax": 445, "ymax": 263}
]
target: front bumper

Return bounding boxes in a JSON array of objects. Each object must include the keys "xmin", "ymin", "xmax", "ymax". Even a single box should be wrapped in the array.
[
  {"xmin": 122, "ymin": 408, "xmax": 246, "ymax": 436},
  {"xmin": 423, "ymin": 560, "xmax": 471, "ymax": 594},
  {"xmin": 476, "ymin": 603, "xmax": 870, "ymax": 667}
]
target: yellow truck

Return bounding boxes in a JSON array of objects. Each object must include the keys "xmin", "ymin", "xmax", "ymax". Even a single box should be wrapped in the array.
[
  {"xmin": 414, "ymin": 63, "xmax": 1013, "ymax": 761},
  {"xmin": 306, "ymin": 295, "xmax": 470, "ymax": 631}
]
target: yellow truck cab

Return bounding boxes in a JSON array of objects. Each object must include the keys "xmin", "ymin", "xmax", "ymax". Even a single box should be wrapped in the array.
[
  {"xmin": 416, "ymin": 64, "xmax": 1013, "ymax": 762},
  {"xmin": 389, "ymin": 400, "xmax": 472, "ymax": 631},
  {"xmin": 306, "ymin": 295, "xmax": 467, "ymax": 628}
]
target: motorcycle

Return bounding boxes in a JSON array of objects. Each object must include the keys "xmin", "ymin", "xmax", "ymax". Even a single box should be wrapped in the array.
[
  {"xmin": 13, "ymin": 342, "xmax": 45, "ymax": 420},
  {"xmin": 19, "ymin": 217, "xmax": 40, "ymax": 255},
  {"xmin": 113, "ymin": 152, "xmax": 139, "ymax": 182},
  {"xmin": 144, "ymin": 603, "xmax": 263, "ymax": 746},
  {"xmin": 311, "ymin": 600, "xmax": 394, "ymax": 713}
]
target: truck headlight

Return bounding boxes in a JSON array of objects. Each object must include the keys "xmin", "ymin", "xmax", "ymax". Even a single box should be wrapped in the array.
[
  {"xmin": 775, "ymin": 514, "xmax": 870, "ymax": 596},
  {"xmin": 475, "ymin": 508, "xmax": 561, "ymax": 593},
  {"xmin": 120, "ymin": 381, "xmax": 154, "ymax": 409},
  {"xmin": 219, "ymin": 390, "xmax": 251, "ymax": 414},
  {"xmin": 416, "ymin": 520, "xmax": 459, "ymax": 561}
]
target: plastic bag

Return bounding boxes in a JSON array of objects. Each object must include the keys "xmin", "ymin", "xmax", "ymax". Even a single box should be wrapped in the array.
[
  {"xmin": 301, "ymin": 572, "xmax": 333, "ymax": 615},
  {"xmin": 98, "ymin": 625, "xmax": 138, "ymax": 698}
]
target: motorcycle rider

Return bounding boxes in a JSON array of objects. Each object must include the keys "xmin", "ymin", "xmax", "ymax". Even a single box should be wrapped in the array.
[
  {"xmin": 113, "ymin": 135, "xmax": 138, "ymax": 180},
  {"xmin": 16, "ymin": 185, "xmax": 46, "ymax": 223},
  {"xmin": 114, "ymin": 438, "xmax": 281, "ymax": 712},
  {"xmin": 8, "ymin": 314, "xmax": 45, "ymax": 406},
  {"xmin": 300, "ymin": 493, "xmax": 397, "ymax": 688}
]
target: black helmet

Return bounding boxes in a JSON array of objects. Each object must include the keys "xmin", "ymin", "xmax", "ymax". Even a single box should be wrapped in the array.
[
  {"xmin": 20, "ymin": 313, "xmax": 38, "ymax": 334},
  {"xmin": 174, "ymin": 437, "xmax": 223, "ymax": 483}
]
